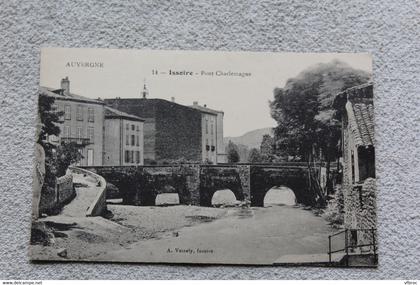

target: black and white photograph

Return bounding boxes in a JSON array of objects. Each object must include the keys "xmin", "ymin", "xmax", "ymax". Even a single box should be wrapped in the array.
[{"xmin": 29, "ymin": 48, "xmax": 377, "ymax": 267}]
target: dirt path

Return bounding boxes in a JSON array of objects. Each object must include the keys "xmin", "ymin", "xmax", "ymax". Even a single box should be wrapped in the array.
[{"xmin": 60, "ymin": 173, "xmax": 102, "ymax": 217}]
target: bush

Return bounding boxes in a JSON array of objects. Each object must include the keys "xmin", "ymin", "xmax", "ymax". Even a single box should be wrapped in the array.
[{"xmin": 322, "ymin": 184, "xmax": 344, "ymax": 227}]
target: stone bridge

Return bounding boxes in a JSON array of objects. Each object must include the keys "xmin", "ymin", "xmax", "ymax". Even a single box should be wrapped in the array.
[{"xmin": 82, "ymin": 163, "xmax": 321, "ymax": 207}]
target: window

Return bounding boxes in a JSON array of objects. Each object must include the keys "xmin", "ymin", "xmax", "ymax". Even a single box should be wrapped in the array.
[
  {"xmin": 136, "ymin": 125, "xmax": 139, "ymax": 132},
  {"xmin": 88, "ymin": 107, "xmax": 94, "ymax": 122},
  {"xmin": 77, "ymin": 149, "xmax": 83, "ymax": 166},
  {"xmin": 76, "ymin": 105, "xmax": 83, "ymax": 121},
  {"xmin": 206, "ymin": 138, "xmax": 210, "ymax": 151},
  {"xmin": 136, "ymin": 135, "xmax": 139, "ymax": 146},
  {"xmin": 131, "ymin": 124, "xmax": 135, "ymax": 131},
  {"xmin": 87, "ymin": 149, "xmax": 94, "ymax": 166},
  {"xmin": 131, "ymin": 135, "xmax": 135, "ymax": 146},
  {"xmin": 64, "ymin": 105, "xmax": 71, "ymax": 120},
  {"xmin": 135, "ymin": 151, "xmax": 140, "ymax": 164},
  {"xmin": 87, "ymin": 127, "xmax": 94, "ymax": 143},
  {"xmin": 125, "ymin": 150, "xmax": 129, "ymax": 163},
  {"xmin": 64, "ymin": 126, "xmax": 71, "ymax": 138},
  {"xmin": 205, "ymin": 119, "xmax": 208, "ymax": 134},
  {"xmin": 77, "ymin": 127, "xmax": 82, "ymax": 139},
  {"xmin": 126, "ymin": 134, "xmax": 129, "ymax": 145},
  {"xmin": 126, "ymin": 123, "xmax": 129, "ymax": 130},
  {"xmin": 130, "ymin": 150, "xmax": 134, "ymax": 163}
]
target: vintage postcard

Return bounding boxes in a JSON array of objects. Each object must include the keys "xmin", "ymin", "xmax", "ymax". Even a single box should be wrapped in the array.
[{"xmin": 30, "ymin": 48, "xmax": 377, "ymax": 267}]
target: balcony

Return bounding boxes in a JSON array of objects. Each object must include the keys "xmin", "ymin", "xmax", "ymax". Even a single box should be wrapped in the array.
[{"xmin": 61, "ymin": 137, "xmax": 91, "ymax": 146}]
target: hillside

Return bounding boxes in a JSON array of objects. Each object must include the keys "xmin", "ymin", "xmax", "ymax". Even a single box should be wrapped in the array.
[{"xmin": 224, "ymin": 127, "xmax": 274, "ymax": 150}]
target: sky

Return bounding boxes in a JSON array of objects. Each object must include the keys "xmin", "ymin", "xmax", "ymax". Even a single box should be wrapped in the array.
[{"xmin": 40, "ymin": 48, "xmax": 372, "ymax": 137}]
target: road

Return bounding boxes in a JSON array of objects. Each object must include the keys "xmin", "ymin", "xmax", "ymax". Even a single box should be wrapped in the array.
[{"xmin": 98, "ymin": 204, "xmax": 338, "ymax": 265}]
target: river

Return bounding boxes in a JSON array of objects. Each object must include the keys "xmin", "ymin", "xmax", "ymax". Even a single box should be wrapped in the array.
[{"xmin": 98, "ymin": 204, "xmax": 338, "ymax": 265}]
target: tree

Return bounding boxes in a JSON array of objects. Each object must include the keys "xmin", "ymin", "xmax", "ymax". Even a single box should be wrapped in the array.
[
  {"xmin": 38, "ymin": 94, "xmax": 62, "ymax": 145},
  {"xmin": 248, "ymin": 148, "xmax": 262, "ymax": 163},
  {"xmin": 260, "ymin": 134, "xmax": 274, "ymax": 162},
  {"xmin": 37, "ymin": 93, "xmax": 83, "ymax": 183},
  {"xmin": 55, "ymin": 142, "xmax": 84, "ymax": 177},
  {"xmin": 269, "ymin": 60, "xmax": 370, "ymax": 203},
  {"xmin": 226, "ymin": 141, "xmax": 240, "ymax": 163},
  {"xmin": 270, "ymin": 60, "xmax": 370, "ymax": 163}
]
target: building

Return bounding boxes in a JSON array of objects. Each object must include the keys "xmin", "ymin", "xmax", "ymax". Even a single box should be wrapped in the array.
[
  {"xmin": 334, "ymin": 83, "xmax": 376, "ymax": 249},
  {"xmin": 40, "ymin": 77, "xmax": 105, "ymax": 166},
  {"xmin": 104, "ymin": 97, "xmax": 203, "ymax": 164},
  {"xmin": 40, "ymin": 77, "xmax": 145, "ymax": 166},
  {"xmin": 189, "ymin": 102, "xmax": 227, "ymax": 164},
  {"xmin": 103, "ymin": 106, "xmax": 145, "ymax": 166}
]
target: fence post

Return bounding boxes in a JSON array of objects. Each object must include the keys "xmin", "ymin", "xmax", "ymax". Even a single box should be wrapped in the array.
[
  {"xmin": 328, "ymin": 235, "xmax": 332, "ymax": 263},
  {"xmin": 345, "ymin": 229, "xmax": 349, "ymax": 266},
  {"xmin": 372, "ymin": 229, "xmax": 377, "ymax": 264}
]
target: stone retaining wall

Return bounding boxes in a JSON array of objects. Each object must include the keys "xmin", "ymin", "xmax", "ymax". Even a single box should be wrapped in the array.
[{"xmin": 39, "ymin": 172, "xmax": 74, "ymax": 215}]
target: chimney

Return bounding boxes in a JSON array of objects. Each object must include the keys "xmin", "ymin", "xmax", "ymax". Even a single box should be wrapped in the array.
[
  {"xmin": 193, "ymin": 101, "xmax": 198, "ymax": 106},
  {"xmin": 171, "ymin": 97, "xmax": 175, "ymax": 102},
  {"xmin": 61, "ymin": 77, "xmax": 70, "ymax": 95},
  {"xmin": 204, "ymin": 104, "xmax": 207, "ymax": 108}
]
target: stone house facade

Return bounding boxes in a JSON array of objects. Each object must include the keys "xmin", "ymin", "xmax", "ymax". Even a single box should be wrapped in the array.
[
  {"xmin": 41, "ymin": 77, "xmax": 105, "ymax": 166},
  {"xmin": 334, "ymin": 83, "xmax": 377, "ymax": 248},
  {"xmin": 103, "ymin": 106, "xmax": 145, "ymax": 166},
  {"xmin": 189, "ymin": 102, "xmax": 227, "ymax": 164}
]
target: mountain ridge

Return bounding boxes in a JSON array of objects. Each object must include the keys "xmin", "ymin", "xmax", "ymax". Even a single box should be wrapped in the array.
[{"xmin": 224, "ymin": 127, "xmax": 274, "ymax": 150}]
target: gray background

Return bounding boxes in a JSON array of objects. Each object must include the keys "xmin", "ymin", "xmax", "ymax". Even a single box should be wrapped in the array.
[{"xmin": 0, "ymin": 0, "xmax": 418, "ymax": 280}]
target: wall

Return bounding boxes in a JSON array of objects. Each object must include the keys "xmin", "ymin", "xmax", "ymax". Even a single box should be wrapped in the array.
[
  {"xmin": 121, "ymin": 119, "xmax": 144, "ymax": 165},
  {"xmin": 56, "ymin": 173, "xmax": 74, "ymax": 205},
  {"xmin": 342, "ymin": 102, "xmax": 377, "ymax": 247},
  {"xmin": 39, "ymin": 172, "xmax": 74, "ymax": 214},
  {"xmin": 105, "ymin": 99, "xmax": 202, "ymax": 162},
  {"xmin": 103, "ymin": 118, "xmax": 122, "ymax": 165},
  {"xmin": 155, "ymin": 100, "xmax": 202, "ymax": 161},
  {"xmin": 216, "ymin": 112, "xmax": 227, "ymax": 163},
  {"xmin": 105, "ymin": 99, "xmax": 157, "ymax": 162},
  {"xmin": 53, "ymin": 98, "xmax": 105, "ymax": 166},
  {"xmin": 201, "ymin": 112, "xmax": 218, "ymax": 163}
]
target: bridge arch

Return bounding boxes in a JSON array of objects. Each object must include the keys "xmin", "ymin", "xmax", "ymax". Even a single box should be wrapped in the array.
[
  {"xmin": 199, "ymin": 166, "xmax": 245, "ymax": 207},
  {"xmin": 155, "ymin": 192, "xmax": 180, "ymax": 206},
  {"xmin": 250, "ymin": 166, "xmax": 316, "ymax": 207},
  {"xmin": 211, "ymin": 189, "xmax": 239, "ymax": 207},
  {"xmin": 139, "ymin": 174, "xmax": 192, "ymax": 206},
  {"xmin": 263, "ymin": 186, "xmax": 296, "ymax": 206}
]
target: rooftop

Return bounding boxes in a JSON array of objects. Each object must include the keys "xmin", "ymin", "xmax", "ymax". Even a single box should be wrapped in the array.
[
  {"xmin": 342, "ymin": 83, "xmax": 375, "ymax": 147},
  {"xmin": 189, "ymin": 103, "xmax": 223, "ymax": 115},
  {"xmin": 40, "ymin": 86, "xmax": 104, "ymax": 105},
  {"xmin": 104, "ymin": 106, "xmax": 145, "ymax": 122}
]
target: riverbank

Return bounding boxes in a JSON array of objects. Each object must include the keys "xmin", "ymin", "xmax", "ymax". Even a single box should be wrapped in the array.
[{"xmin": 30, "ymin": 205, "xmax": 228, "ymax": 261}]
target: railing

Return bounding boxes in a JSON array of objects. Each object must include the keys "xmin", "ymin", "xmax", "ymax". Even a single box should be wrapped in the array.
[
  {"xmin": 328, "ymin": 228, "xmax": 377, "ymax": 266},
  {"xmin": 61, "ymin": 137, "xmax": 91, "ymax": 145}
]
